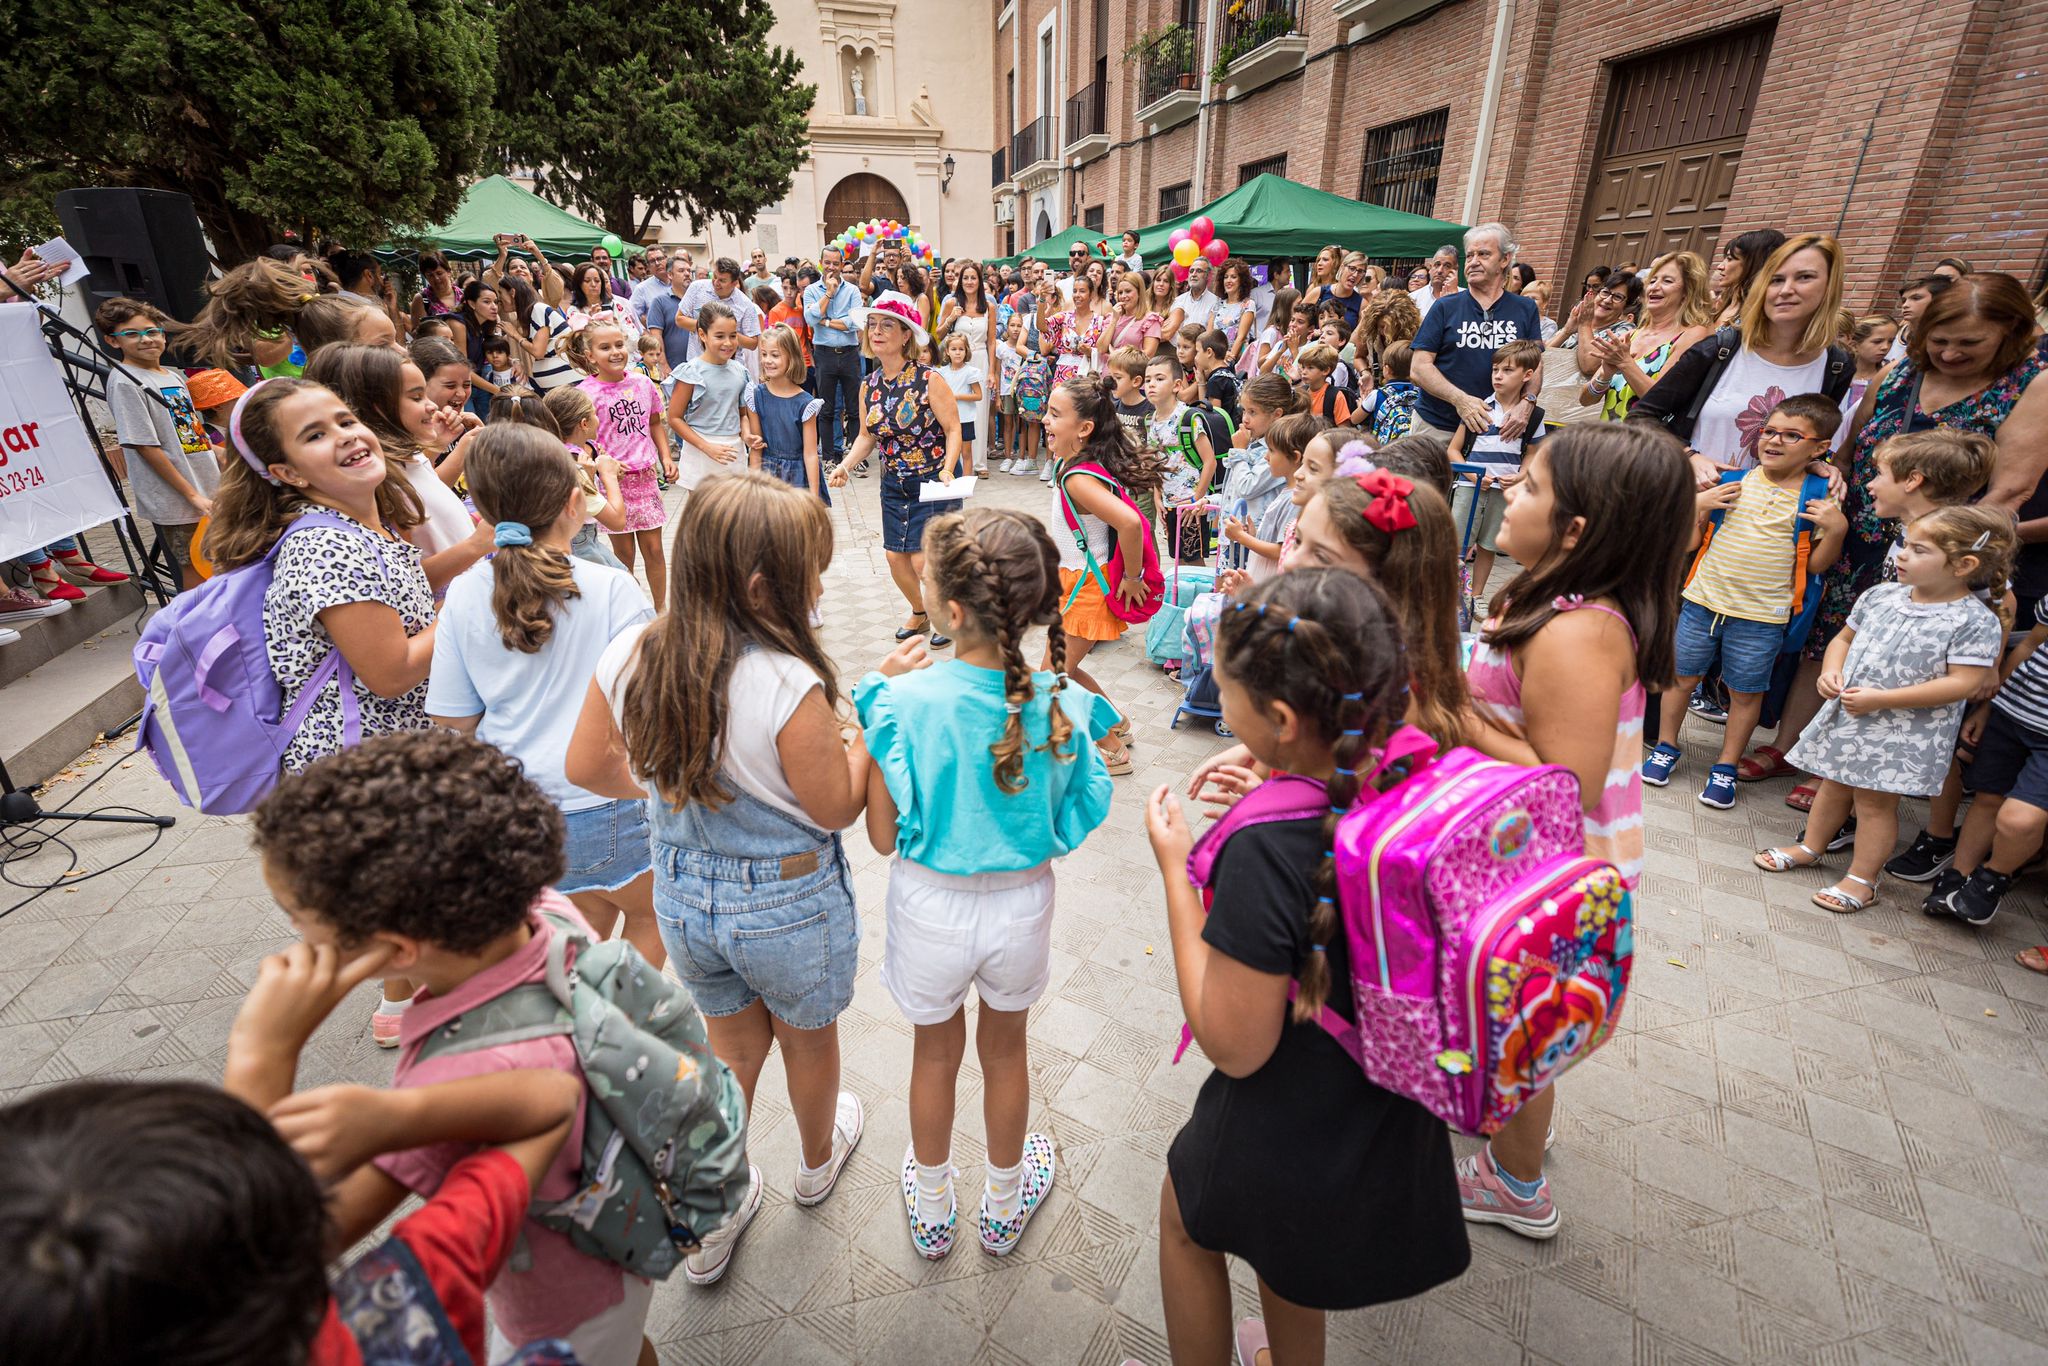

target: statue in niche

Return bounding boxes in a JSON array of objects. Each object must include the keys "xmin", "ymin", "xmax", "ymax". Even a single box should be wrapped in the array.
[{"xmin": 851, "ymin": 67, "xmax": 867, "ymax": 116}]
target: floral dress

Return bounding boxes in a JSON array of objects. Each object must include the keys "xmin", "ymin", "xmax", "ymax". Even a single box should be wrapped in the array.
[
  {"xmin": 1806, "ymin": 336, "xmax": 2048, "ymax": 661},
  {"xmin": 1045, "ymin": 308, "xmax": 1110, "ymax": 386},
  {"xmin": 865, "ymin": 362, "xmax": 949, "ymax": 479}
]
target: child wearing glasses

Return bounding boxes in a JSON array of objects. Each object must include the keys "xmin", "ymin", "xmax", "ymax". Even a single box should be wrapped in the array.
[
  {"xmin": 1641, "ymin": 393, "xmax": 1847, "ymax": 811},
  {"xmin": 98, "ymin": 297, "xmax": 222, "ymax": 590}
]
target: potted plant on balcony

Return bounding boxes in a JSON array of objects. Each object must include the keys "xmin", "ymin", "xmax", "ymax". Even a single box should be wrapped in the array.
[{"xmin": 1126, "ymin": 23, "xmax": 1198, "ymax": 96}]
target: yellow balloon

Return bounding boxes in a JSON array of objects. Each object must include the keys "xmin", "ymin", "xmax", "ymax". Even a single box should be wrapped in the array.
[{"xmin": 1173, "ymin": 238, "xmax": 1200, "ymax": 267}]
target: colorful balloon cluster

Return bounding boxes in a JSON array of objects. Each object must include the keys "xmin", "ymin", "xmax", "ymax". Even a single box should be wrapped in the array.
[
  {"xmin": 828, "ymin": 218, "xmax": 936, "ymax": 264},
  {"xmin": 1166, "ymin": 216, "xmax": 1228, "ymax": 282}
]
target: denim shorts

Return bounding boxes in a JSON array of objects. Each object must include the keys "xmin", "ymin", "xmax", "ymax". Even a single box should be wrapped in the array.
[
  {"xmin": 653, "ymin": 836, "xmax": 859, "ymax": 1028},
  {"xmin": 1673, "ymin": 599, "xmax": 1786, "ymax": 694},
  {"xmin": 558, "ymin": 798, "xmax": 653, "ymax": 894},
  {"xmin": 880, "ymin": 466, "xmax": 960, "ymax": 554}
]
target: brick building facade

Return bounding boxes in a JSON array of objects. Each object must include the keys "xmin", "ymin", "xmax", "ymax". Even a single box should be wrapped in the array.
[{"xmin": 989, "ymin": 0, "xmax": 2048, "ymax": 309}]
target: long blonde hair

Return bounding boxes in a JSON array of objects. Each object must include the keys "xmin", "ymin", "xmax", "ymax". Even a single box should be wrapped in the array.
[
  {"xmin": 622, "ymin": 472, "xmax": 837, "ymax": 807},
  {"xmin": 1645, "ymin": 250, "xmax": 1715, "ymax": 328},
  {"xmin": 1739, "ymin": 234, "xmax": 1845, "ymax": 355},
  {"xmin": 760, "ymin": 323, "xmax": 807, "ymax": 385}
]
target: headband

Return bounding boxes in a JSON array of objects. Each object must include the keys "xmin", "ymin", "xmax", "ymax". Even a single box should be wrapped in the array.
[
  {"xmin": 228, "ymin": 378, "xmax": 280, "ymax": 484},
  {"xmin": 1354, "ymin": 469, "xmax": 1417, "ymax": 535}
]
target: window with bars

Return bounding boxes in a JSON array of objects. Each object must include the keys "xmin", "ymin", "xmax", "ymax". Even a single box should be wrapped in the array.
[
  {"xmin": 1239, "ymin": 155, "xmax": 1286, "ymax": 185},
  {"xmin": 1159, "ymin": 181, "xmax": 1192, "ymax": 219},
  {"xmin": 1083, "ymin": 205, "xmax": 1105, "ymax": 232},
  {"xmin": 1359, "ymin": 108, "xmax": 1449, "ymax": 220}
]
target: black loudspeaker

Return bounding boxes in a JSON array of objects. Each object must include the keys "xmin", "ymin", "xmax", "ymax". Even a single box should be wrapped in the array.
[{"xmin": 53, "ymin": 188, "xmax": 212, "ymax": 323}]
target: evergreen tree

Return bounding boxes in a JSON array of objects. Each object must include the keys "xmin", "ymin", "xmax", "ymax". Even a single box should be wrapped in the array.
[
  {"xmin": 0, "ymin": 0, "xmax": 498, "ymax": 258},
  {"xmin": 495, "ymin": 0, "xmax": 814, "ymax": 241}
]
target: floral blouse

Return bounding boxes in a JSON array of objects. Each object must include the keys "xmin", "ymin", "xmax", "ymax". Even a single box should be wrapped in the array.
[
  {"xmin": 1045, "ymin": 308, "xmax": 1110, "ymax": 383},
  {"xmin": 864, "ymin": 362, "xmax": 950, "ymax": 479}
]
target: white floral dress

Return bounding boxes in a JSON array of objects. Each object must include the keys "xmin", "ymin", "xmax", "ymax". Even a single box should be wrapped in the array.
[{"xmin": 1785, "ymin": 583, "xmax": 2002, "ymax": 796}]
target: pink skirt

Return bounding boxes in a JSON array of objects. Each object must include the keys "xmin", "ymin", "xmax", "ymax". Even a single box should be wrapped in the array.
[{"xmin": 618, "ymin": 467, "xmax": 666, "ymax": 533}]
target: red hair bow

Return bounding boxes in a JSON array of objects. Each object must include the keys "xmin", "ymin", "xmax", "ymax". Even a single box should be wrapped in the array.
[{"xmin": 1355, "ymin": 469, "xmax": 1417, "ymax": 534}]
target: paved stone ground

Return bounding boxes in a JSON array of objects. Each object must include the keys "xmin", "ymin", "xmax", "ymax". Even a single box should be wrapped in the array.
[{"xmin": 4, "ymin": 466, "xmax": 2048, "ymax": 1365}]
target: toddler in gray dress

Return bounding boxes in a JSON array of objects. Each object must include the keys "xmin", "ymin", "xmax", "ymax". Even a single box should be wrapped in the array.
[{"xmin": 1757, "ymin": 507, "xmax": 2013, "ymax": 914}]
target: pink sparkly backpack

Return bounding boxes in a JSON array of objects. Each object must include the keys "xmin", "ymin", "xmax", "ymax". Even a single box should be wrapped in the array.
[{"xmin": 1183, "ymin": 726, "xmax": 1633, "ymax": 1135}]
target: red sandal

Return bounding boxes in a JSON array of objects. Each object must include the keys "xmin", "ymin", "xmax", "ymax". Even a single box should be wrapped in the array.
[
  {"xmin": 1785, "ymin": 779, "xmax": 1819, "ymax": 812},
  {"xmin": 1736, "ymin": 745, "xmax": 1796, "ymax": 782},
  {"xmin": 2019, "ymin": 948, "xmax": 2048, "ymax": 976}
]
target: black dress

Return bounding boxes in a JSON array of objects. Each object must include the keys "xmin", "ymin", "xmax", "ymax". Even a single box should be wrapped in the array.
[{"xmin": 1166, "ymin": 817, "xmax": 1470, "ymax": 1310}]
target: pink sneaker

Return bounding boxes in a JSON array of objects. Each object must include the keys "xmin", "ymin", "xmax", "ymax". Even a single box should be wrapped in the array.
[
  {"xmin": 1234, "ymin": 1318, "xmax": 1269, "ymax": 1366},
  {"xmin": 370, "ymin": 1008, "xmax": 406, "ymax": 1049},
  {"xmin": 1456, "ymin": 1145, "xmax": 1559, "ymax": 1239}
]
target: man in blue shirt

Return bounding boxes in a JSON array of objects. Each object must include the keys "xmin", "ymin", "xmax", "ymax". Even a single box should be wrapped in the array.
[
  {"xmin": 1410, "ymin": 223, "xmax": 1543, "ymax": 441},
  {"xmin": 643, "ymin": 256, "xmax": 695, "ymax": 371},
  {"xmin": 805, "ymin": 245, "xmax": 865, "ymax": 465}
]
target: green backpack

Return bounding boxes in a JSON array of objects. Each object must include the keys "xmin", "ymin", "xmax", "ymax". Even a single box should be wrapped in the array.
[{"xmin": 414, "ymin": 912, "xmax": 749, "ymax": 1280}]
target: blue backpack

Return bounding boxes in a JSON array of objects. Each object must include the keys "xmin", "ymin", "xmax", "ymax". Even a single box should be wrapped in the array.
[
  {"xmin": 132, "ymin": 510, "xmax": 383, "ymax": 814},
  {"xmin": 1685, "ymin": 470, "xmax": 1833, "ymax": 653}
]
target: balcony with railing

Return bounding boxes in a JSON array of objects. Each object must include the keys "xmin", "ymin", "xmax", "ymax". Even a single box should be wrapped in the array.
[
  {"xmin": 1062, "ymin": 80, "xmax": 1109, "ymax": 163},
  {"xmin": 1010, "ymin": 113, "xmax": 1059, "ymax": 188},
  {"xmin": 1211, "ymin": 0, "xmax": 1306, "ymax": 93},
  {"xmin": 991, "ymin": 147, "xmax": 1009, "ymax": 193},
  {"xmin": 1133, "ymin": 20, "xmax": 1202, "ymax": 130}
]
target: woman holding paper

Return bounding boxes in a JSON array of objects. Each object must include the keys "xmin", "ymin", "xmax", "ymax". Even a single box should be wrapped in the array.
[{"xmin": 828, "ymin": 291, "xmax": 964, "ymax": 648}]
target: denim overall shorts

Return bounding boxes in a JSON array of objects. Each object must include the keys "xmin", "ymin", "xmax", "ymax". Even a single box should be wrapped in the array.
[{"xmin": 650, "ymin": 785, "xmax": 859, "ymax": 1029}]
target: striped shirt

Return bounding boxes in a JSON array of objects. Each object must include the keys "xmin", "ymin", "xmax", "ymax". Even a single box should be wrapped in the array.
[
  {"xmin": 1684, "ymin": 468, "xmax": 1804, "ymax": 624},
  {"xmin": 1994, "ymin": 641, "xmax": 2048, "ymax": 735},
  {"xmin": 1466, "ymin": 601, "xmax": 1644, "ymax": 888}
]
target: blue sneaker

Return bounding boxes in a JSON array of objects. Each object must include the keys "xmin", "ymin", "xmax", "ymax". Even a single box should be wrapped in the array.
[
  {"xmin": 1698, "ymin": 763, "xmax": 1739, "ymax": 810},
  {"xmin": 1688, "ymin": 685, "xmax": 1729, "ymax": 724},
  {"xmin": 1640, "ymin": 743, "xmax": 1682, "ymax": 787}
]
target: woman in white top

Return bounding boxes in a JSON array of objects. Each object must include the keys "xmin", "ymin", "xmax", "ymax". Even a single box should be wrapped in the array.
[{"xmin": 1213, "ymin": 262, "xmax": 1258, "ymax": 372}]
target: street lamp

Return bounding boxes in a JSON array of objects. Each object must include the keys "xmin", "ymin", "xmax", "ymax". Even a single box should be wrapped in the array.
[{"xmin": 941, "ymin": 152, "xmax": 956, "ymax": 195}]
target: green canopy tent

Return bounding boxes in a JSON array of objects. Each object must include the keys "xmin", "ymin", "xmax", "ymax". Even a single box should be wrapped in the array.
[
  {"xmin": 1132, "ymin": 174, "xmax": 1465, "ymax": 267},
  {"xmin": 374, "ymin": 174, "xmax": 643, "ymax": 262},
  {"xmin": 1016, "ymin": 224, "xmax": 1108, "ymax": 266}
]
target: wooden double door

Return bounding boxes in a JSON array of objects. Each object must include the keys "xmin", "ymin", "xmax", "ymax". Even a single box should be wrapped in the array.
[{"xmin": 1566, "ymin": 23, "xmax": 1774, "ymax": 289}]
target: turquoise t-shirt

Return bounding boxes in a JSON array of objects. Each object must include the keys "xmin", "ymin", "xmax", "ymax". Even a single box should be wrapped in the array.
[{"xmin": 854, "ymin": 659, "xmax": 1118, "ymax": 875}]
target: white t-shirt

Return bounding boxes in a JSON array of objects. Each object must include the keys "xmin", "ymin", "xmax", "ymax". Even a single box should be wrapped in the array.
[
  {"xmin": 1692, "ymin": 347, "xmax": 1830, "ymax": 470},
  {"xmin": 426, "ymin": 557, "xmax": 653, "ymax": 812},
  {"xmin": 1174, "ymin": 291, "xmax": 1219, "ymax": 332},
  {"xmin": 937, "ymin": 363, "xmax": 986, "ymax": 403},
  {"xmin": 1119, "ymin": 252, "xmax": 1144, "ymax": 273},
  {"xmin": 400, "ymin": 452, "xmax": 476, "ymax": 554},
  {"xmin": 595, "ymin": 626, "xmax": 826, "ymax": 827}
]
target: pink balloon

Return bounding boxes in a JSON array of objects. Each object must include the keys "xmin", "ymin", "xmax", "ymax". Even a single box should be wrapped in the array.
[
  {"xmin": 1202, "ymin": 239, "xmax": 1229, "ymax": 266},
  {"xmin": 1167, "ymin": 228, "xmax": 1189, "ymax": 250},
  {"xmin": 1190, "ymin": 216, "xmax": 1215, "ymax": 247},
  {"xmin": 1173, "ymin": 263, "xmax": 1191, "ymax": 282}
]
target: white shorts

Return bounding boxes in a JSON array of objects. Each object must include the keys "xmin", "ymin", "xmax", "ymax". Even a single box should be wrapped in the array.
[
  {"xmin": 488, "ymin": 1274, "xmax": 653, "ymax": 1366},
  {"xmin": 882, "ymin": 857, "xmax": 1055, "ymax": 1025}
]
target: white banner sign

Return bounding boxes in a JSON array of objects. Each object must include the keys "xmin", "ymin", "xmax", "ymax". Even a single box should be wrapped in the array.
[{"xmin": 0, "ymin": 305, "xmax": 125, "ymax": 562}]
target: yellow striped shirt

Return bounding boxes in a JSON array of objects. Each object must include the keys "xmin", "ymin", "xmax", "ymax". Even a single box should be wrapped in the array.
[{"xmin": 1684, "ymin": 469, "xmax": 1804, "ymax": 624}]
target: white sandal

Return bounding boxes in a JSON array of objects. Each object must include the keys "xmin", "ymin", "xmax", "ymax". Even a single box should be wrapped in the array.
[
  {"xmin": 1813, "ymin": 873, "xmax": 1879, "ymax": 914},
  {"xmin": 1754, "ymin": 842, "xmax": 1822, "ymax": 873}
]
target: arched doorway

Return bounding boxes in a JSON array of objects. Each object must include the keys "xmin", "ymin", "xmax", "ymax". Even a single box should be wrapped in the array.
[
  {"xmin": 822, "ymin": 173, "xmax": 910, "ymax": 247},
  {"xmin": 1034, "ymin": 209, "xmax": 1054, "ymax": 245}
]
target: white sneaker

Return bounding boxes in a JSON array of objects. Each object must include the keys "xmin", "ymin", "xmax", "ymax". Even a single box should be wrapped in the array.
[
  {"xmin": 1038, "ymin": 462, "xmax": 1055, "ymax": 483},
  {"xmin": 0, "ymin": 626, "xmax": 19, "ymax": 647},
  {"xmin": 793, "ymin": 1092, "xmax": 865, "ymax": 1207},
  {"xmin": 1000, "ymin": 459, "xmax": 1018, "ymax": 475},
  {"xmin": 684, "ymin": 1163, "xmax": 763, "ymax": 1285}
]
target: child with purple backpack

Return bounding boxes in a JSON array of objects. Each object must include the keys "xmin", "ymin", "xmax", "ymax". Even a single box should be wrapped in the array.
[{"xmin": 1142, "ymin": 569, "xmax": 1469, "ymax": 1366}]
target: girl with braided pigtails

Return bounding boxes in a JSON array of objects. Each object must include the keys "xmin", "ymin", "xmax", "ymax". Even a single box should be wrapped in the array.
[
  {"xmin": 1144, "ymin": 569, "xmax": 1469, "ymax": 1364},
  {"xmin": 854, "ymin": 507, "xmax": 1120, "ymax": 1262}
]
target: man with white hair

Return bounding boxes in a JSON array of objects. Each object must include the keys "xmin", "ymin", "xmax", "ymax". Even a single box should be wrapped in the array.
[
  {"xmin": 1409, "ymin": 223, "xmax": 1542, "ymax": 439},
  {"xmin": 1409, "ymin": 244, "xmax": 1461, "ymax": 315}
]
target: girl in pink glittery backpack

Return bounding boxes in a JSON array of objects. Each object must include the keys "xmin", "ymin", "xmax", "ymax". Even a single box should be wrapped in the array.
[{"xmin": 1142, "ymin": 568, "xmax": 1470, "ymax": 1364}]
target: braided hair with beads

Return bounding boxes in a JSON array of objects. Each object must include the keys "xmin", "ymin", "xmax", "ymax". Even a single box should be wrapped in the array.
[
  {"xmin": 1215, "ymin": 568, "xmax": 1408, "ymax": 1020},
  {"xmin": 922, "ymin": 507, "xmax": 1077, "ymax": 793}
]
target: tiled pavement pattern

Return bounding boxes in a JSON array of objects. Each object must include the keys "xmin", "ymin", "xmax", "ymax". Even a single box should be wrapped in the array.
[{"xmin": 5, "ymin": 466, "xmax": 2048, "ymax": 1365}]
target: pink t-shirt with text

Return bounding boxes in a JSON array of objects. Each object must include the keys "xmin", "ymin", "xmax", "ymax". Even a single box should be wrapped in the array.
[
  {"xmin": 374, "ymin": 893, "xmax": 634, "ymax": 1345},
  {"xmin": 577, "ymin": 373, "xmax": 662, "ymax": 473}
]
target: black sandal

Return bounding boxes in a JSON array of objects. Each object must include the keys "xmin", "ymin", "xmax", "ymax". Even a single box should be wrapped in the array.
[{"xmin": 895, "ymin": 613, "xmax": 929, "ymax": 642}]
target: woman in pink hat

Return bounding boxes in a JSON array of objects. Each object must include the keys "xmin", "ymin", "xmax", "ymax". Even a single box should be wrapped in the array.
[{"xmin": 829, "ymin": 292, "xmax": 966, "ymax": 646}]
